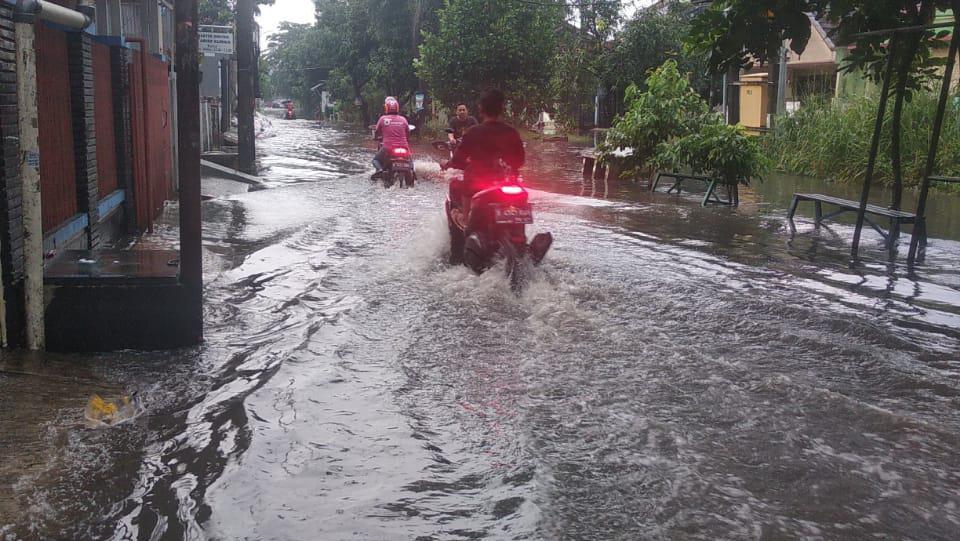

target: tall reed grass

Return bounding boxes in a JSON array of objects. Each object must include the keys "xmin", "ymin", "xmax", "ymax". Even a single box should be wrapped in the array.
[{"xmin": 763, "ymin": 92, "xmax": 960, "ymax": 189}]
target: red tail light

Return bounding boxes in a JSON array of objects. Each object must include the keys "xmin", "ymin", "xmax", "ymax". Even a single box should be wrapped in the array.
[
  {"xmin": 392, "ymin": 147, "xmax": 408, "ymax": 155},
  {"xmin": 500, "ymin": 186, "xmax": 524, "ymax": 195}
]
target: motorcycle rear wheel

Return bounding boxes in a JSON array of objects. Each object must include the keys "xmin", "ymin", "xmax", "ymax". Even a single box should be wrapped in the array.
[{"xmin": 498, "ymin": 237, "xmax": 526, "ymax": 292}]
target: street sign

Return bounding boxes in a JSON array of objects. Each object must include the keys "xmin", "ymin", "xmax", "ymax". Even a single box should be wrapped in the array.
[
  {"xmin": 414, "ymin": 92, "xmax": 425, "ymax": 112},
  {"xmin": 199, "ymin": 26, "xmax": 234, "ymax": 56}
]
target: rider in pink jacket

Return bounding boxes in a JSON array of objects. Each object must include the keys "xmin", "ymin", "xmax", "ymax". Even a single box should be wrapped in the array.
[{"xmin": 372, "ymin": 96, "xmax": 411, "ymax": 177}]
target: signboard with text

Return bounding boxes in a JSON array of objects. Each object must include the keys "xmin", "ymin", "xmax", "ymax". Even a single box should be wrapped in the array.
[{"xmin": 199, "ymin": 26, "xmax": 234, "ymax": 56}]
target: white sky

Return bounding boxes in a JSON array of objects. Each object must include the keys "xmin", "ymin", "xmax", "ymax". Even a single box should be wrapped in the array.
[
  {"xmin": 257, "ymin": 0, "xmax": 658, "ymax": 49},
  {"xmin": 257, "ymin": 0, "xmax": 316, "ymax": 48}
]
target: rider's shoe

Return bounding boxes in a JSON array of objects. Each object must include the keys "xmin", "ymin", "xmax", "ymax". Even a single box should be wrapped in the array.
[{"xmin": 450, "ymin": 208, "xmax": 467, "ymax": 230}]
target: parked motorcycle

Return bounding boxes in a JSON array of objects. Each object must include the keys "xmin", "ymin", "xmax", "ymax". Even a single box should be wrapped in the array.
[{"xmin": 445, "ymin": 171, "xmax": 552, "ymax": 291}]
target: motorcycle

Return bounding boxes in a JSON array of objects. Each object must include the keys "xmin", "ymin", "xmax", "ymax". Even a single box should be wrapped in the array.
[
  {"xmin": 371, "ymin": 124, "xmax": 417, "ymax": 188},
  {"xmin": 432, "ymin": 128, "xmax": 459, "ymax": 160},
  {"xmin": 444, "ymin": 169, "xmax": 553, "ymax": 291}
]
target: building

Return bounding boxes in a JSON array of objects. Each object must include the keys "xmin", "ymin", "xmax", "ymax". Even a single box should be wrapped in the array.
[{"xmin": 0, "ymin": 0, "xmax": 198, "ymax": 350}]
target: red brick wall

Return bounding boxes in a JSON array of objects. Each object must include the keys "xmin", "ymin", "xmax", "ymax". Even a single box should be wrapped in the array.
[
  {"xmin": 92, "ymin": 41, "xmax": 118, "ymax": 196},
  {"xmin": 36, "ymin": 23, "xmax": 78, "ymax": 234}
]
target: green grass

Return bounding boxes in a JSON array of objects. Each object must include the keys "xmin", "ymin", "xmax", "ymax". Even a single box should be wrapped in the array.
[{"xmin": 763, "ymin": 92, "xmax": 960, "ymax": 190}]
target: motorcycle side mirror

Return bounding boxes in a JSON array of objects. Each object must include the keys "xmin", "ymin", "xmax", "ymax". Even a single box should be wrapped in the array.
[{"xmin": 409, "ymin": 124, "xmax": 416, "ymax": 131}]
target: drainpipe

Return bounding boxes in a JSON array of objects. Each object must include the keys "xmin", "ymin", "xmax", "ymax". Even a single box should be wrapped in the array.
[{"xmin": 14, "ymin": 0, "xmax": 92, "ymax": 349}]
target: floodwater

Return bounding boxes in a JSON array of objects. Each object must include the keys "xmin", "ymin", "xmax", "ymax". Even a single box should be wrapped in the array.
[{"xmin": 2, "ymin": 120, "xmax": 960, "ymax": 540}]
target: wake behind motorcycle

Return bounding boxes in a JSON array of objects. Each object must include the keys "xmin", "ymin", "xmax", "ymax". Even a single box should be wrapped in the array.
[{"xmin": 445, "ymin": 172, "xmax": 553, "ymax": 291}]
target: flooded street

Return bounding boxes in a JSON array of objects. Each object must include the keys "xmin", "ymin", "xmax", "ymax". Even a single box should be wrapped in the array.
[{"xmin": 2, "ymin": 120, "xmax": 960, "ymax": 540}]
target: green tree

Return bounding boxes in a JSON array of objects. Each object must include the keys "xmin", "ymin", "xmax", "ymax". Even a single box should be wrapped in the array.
[
  {"xmin": 549, "ymin": 1, "xmax": 620, "ymax": 128},
  {"xmin": 264, "ymin": 22, "xmax": 325, "ymax": 108},
  {"xmin": 686, "ymin": 0, "xmax": 960, "ymax": 204},
  {"xmin": 417, "ymin": 0, "xmax": 565, "ymax": 120},
  {"xmin": 200, "ymin": 0, "xmax": 275, "ymax": 25}
]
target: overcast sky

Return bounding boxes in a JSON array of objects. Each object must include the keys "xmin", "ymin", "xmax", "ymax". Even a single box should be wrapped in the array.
[{"xmin": 257, "ymin": 0, "xmax": 659, "ymax": 48}]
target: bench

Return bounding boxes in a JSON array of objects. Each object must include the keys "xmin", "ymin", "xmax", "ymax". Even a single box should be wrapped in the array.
[
  {"xmin": 579, "ymin": 149, "xmax": 626, "ymax": 182},
  {"xmin": 651, "ymin": 172, "xmax": 739, "ymax": 207},
  {"xmin": 929, "ymin": 175, "xmax": 960, "ymax": 185},
  {"xmin": 787, "ymin": 192, "xmax": 919, "ymax": 248}
]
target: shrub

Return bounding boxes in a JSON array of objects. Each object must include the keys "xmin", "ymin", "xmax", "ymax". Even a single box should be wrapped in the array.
[
  {"xmin": 599, "ymin": 60, "xmax": 709, "ymax": 174},
  {"xmin": 653, "ymin": 121, "xmax": 770, "ymax": 186},
  {"xmin": 763, "ymin": 92, "xmax": 960, "ymax": 188}
]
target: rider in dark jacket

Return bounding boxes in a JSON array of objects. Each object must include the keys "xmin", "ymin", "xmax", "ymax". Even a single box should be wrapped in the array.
[{"xmin": 442, "ymin": 89, "xmax": 524, "ymax": 225}]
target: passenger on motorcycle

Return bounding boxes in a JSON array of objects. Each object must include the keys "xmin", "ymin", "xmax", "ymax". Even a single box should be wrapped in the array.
[
  {"xmin": 442, "ymin": 89, "xmax": 524, "ymax": 228},
  {"xmin": 372, "ymin": 96, "xmax": 411, "ymax": 178},
  {"xmin": 448, "ymin": 102, "xmax": 478, "ymax": 143}
]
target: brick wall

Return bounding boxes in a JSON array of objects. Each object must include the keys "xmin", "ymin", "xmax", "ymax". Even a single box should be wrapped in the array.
[
  {"xmin": 68, "ymin": 32, "xmax": 100, "ymax": 248},
  {"xmin": 0, "ymin": 6, "xmax": 23, "ymax": 345},
  {"xmin": 111, "ymin": 45, "xmax": 136, "ymax": 233}
]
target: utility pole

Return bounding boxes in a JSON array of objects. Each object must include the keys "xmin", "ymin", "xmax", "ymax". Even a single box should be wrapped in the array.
[
  {"xmin": 776, "ymin": 46, "xmax": 789, "ymax": 115},
  {"xmin": 175, "ymin": 0, "xmax": 203, "ymax": 340},
  {"xmin": 235, "ymin": 0, "xmax": 256, "ymax": 173},
  {"xmin": 14, "ymin": 2, "xmax": 44, "ymax": 350}
]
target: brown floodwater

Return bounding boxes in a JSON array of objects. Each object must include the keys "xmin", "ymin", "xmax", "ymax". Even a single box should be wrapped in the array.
[{"xmin": 1, "ymin": 121, "xmax": 959, "ymax": 540}]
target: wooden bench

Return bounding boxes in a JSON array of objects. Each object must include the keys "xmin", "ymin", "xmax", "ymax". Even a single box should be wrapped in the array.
[
  {"xmin": 787, "ymin": 192, "xmax": 919, "ymax": 248},
  {"xmin": 651, "ymin": 172, "xmax": 739, "ymax": 207}
]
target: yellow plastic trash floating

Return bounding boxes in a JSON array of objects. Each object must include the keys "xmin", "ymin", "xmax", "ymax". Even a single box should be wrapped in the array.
[{"xmin": 84, "ymin": 393, "xmax": 140, "ymax": 427}]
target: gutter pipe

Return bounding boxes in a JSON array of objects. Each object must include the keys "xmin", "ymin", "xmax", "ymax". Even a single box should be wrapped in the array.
[{"xmin": 14, "ymin": 0, "xmax": 93, "ymax": 29}]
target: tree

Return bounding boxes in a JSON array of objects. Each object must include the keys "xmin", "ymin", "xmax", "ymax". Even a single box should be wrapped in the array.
[
  {"xmin": 686, "ymin": 0, "xmax": 960, "ymax": 205},
  {"xmin": 417, "ymin": 0, "xmax": 565, "ymax": 120},
  {"xmin": 199, "ymin": 0, "xmax": 275, "ymax": 25},
  {"xmin": 265, "ymin": 22, "xmax": 326, "ymax": 108}
]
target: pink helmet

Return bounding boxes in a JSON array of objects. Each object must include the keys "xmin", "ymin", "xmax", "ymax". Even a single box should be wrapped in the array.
[{"xmin": 384, "ymin": 96, "xmax": 399, "ymax": 114}]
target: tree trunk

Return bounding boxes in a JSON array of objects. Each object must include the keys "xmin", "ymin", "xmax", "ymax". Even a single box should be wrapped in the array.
[{"xmin": 890, "ymin": 0, "xmax": 933, "ymax": 211}]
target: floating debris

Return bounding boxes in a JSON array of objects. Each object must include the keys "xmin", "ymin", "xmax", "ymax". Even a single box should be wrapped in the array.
[{"xmin": 84, "ymin": 393, "xmax": 141, "ymax": 427}]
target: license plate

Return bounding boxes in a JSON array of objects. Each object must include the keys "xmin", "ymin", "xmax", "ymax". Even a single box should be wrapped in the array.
[
  {"xmin": 494, "ymin": 204, "xmax": 533, "ymax": 224},
  {"xmin": 392, "ymin": 161, "xmax": 413, "ymax": 170}
]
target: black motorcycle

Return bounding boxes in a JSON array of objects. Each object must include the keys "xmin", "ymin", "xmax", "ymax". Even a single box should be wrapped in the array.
[
  {"xmin": 444, "ymin": 171, "xmax": 552, "ymax": 291},
  {"xmin": 432, "ymin": 128, "xmax": 459, "ymax": 159},
  {"xmin": 374, "ymin": 145, "xmax": 416, "ymax": 188}
]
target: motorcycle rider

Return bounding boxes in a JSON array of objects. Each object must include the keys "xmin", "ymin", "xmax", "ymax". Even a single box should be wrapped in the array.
[
  {"xmin": 372, "ymin": 96, "xmax": 411, "ymax": 179},
  {"xmin": 447, "ymin": 102, "xmax": 478, "ymax": 143},
  {"xmin": 442, "ymin": 88, "xmax": 524, "ymax": 228}
]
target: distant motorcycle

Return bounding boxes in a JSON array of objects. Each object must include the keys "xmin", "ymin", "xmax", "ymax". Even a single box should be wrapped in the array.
[
  {"xmin": 372, "ymin": 124, "xmax": 417, "ymax": 188},
  {"xmin": 444, "ymin": 168, "xmax": 552, "ymax": 291}
]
